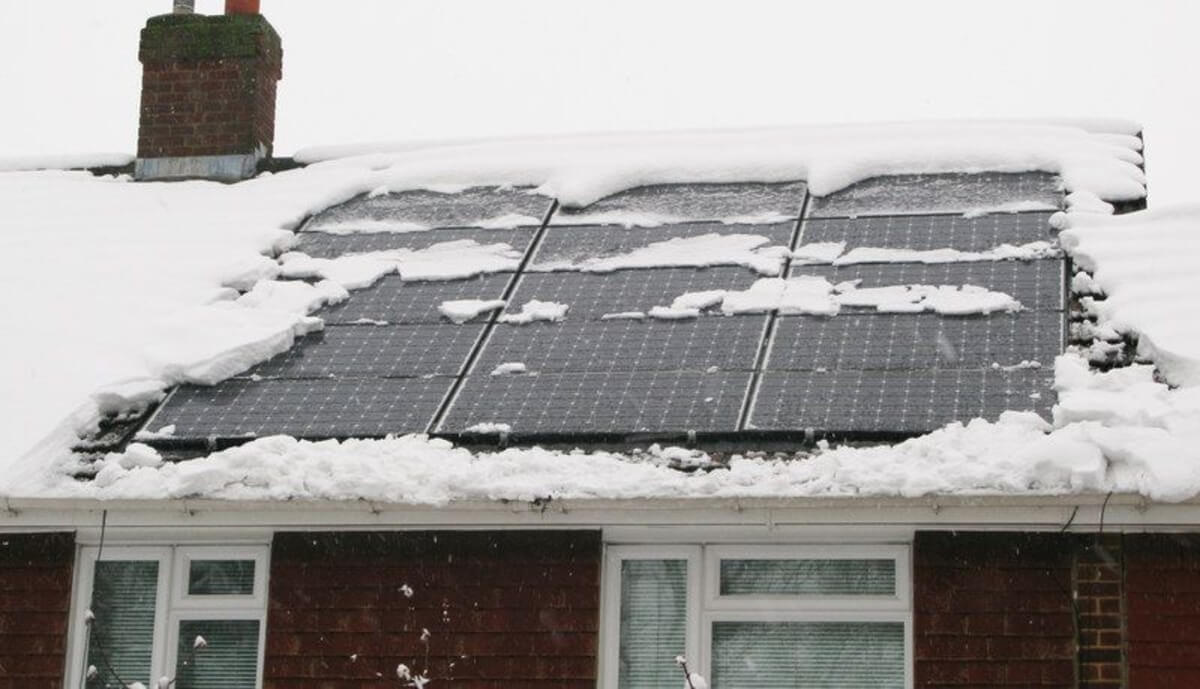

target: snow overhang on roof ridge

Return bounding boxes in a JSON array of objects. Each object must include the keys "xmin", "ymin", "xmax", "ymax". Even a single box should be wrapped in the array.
[{"xmin": 293, "ymin": 119, "xmax": 1146, "ymax": 208}]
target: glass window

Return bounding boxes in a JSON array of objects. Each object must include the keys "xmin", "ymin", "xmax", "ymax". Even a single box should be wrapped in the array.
[
  {"xmin": 87, "ymin": 561, "xmax": 159, "ymax": 689},
  {"xmin": 175, "ymin": 620, "xmax": 262, "ymax": 689},
  {"xmin": 711, "ymin": 621, "xmax": 905, "ymax": 688},
  {"xmin": 188, "ymin": 560, "xmax": 256, "ymax": 596},
  {"xmin": 618, "ymin": 560, "xmax": 688, "ymax": 689},
  {"xmin": 719, "ymin": 558, "xmax": 896, "ymax": 596}
]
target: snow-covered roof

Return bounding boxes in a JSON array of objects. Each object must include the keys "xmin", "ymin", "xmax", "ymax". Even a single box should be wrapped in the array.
[{"xmin": 8, "ymin": 119, "xmax": 1199, "ymax": 507}]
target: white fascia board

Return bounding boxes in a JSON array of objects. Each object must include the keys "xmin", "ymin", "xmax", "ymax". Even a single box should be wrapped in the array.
[{"xmin": 2, "ymin": 494, "xmax": 1200, "ymax": 537}]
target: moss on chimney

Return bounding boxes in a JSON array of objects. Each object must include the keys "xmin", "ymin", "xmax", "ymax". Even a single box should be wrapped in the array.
[{"xmin": 139, "ymin": 13, "xmax": 281, "ymax": 65}]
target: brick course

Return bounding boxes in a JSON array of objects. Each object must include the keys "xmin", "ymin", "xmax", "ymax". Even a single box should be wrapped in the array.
[
  {"xmin": 0, "ymin": 532, "xmax": 75, "ymax": 689},
  {"xmin": 137, "ymin": 14, "xmax": 281, "ymax": 160},
  {"xmin": 266, "ymin": 531, "xmax": 601, "ymax": 689},
  {"xmin": 914, "ymin": 532, "xmax": 1078, "ymax": 688},
  {"xmin": 1125, "ymin": 533, "xmax": 1200, "ymax": 689}
]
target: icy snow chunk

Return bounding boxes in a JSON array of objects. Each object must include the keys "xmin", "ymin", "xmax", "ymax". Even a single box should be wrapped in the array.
[
  {"xmin": 465, "ymin": 422, "xmax": 513, "ymax": 433},
  {"xmin": 671, "ymin": 290, "xmax": 728, "ymax": 312},
  {"xmin": 832, "ymin": 241, "xmax": 1058, "ymax": 265},
  {"xmin": 790, "ymin": 241, "xmax": 846, "ymax": 265},
  {"xmin": 134, "ymin": 424, "xmax": 176, "ymax": 442},
  {"xmin": 438, "ymin": 299, "xmax": 506, "ymax": 324},
  {"xmin": 499, "ymin": 300, "xmax": 569, "ymax": 324},
  {"xmin": 278, "ymin": 251, "xmax": 398, "ymax": 290},
  {"xmin": 600, "ymin": 311, "xmax": 646, "ymax": 321},
  {"xmin": 540, "ymin": 233, "xmax": 789, "ymax": 276},
  {"xmin": 648, "ymin": 306, "xmax": 701, "ymax": 320},
  {"xmin": 720, "ymin": 276, "xmax": 840, "ymax": 316},
  {"xmin": 962, "ymin": 200, "xmax": 1060, "ymax": 218},
  {"xmin": 92, "ymin": 379, "xmax": 167, "ymax": 417},
  {"xmin": 280, "ymin": 241, "xmax": 520, "ymax": 288},
  {"xmin": 489, "ymin": 362, "xmax": 527, "ymax": 376},
  {"xmin": 218, "ymin": 255, "xmax": 281, "ymax": 291}
]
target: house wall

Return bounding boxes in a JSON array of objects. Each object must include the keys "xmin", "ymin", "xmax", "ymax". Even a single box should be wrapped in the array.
[
  {"xmin": 264, "ymin": 530, "xmax": 602, "ymax": 689},
  {"xmin": 913, "ymin": 532, "xmax": 1078, "ymax": 688},
  {"xmin": 0, "ymin": 532, "xmax": 75, "ymax": 689},
  {"xmin": 1126, "ymin": 533, "xmax": 1200, "ymax": 688}
]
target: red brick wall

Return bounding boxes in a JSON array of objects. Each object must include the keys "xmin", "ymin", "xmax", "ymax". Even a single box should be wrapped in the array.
[
  {"xmin": 138, "ymin": 57, "xmax": 280, "ymax": 159},
  {"xmin": 0, "ymin": 532, "xmax": 75, "ymax": 689},
  {"xmin": 1126, "ymin": 533, "xmax": 1200, "ymax": 688},
  {"xmin": 914, "ymin": 532, "xmax": 1077, "ymax": 688},
  {"xmin": 1076, "ymin": 535, "xmax": 1124, "ymax": 688},
  {"xmin": 265, "ymin": 530, "xmax": 601, "ymax": 689}
]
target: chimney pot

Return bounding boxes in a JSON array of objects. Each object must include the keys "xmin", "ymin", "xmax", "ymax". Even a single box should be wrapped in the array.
[{"xmin": 225, "ymin": 0, "xmax": 261, "ymax": 14}]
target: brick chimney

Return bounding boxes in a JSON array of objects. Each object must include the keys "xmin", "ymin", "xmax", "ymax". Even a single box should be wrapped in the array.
[{"xmin": 135, "ymin": 1, "xmax": 281, "ymax": 181}]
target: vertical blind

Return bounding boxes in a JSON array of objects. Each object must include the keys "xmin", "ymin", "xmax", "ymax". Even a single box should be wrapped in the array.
[
  {"xmin": 88, "ymin": 560, "xmax": 159, "ymax": 689},
  {"xmin": 175, "ymin": 619, "xmax": 261, "ymax": 689},
  {"xmin": 711, "ymin": 621, "xmax": 905, "ymax": 688},
  {"xmin": 719, "ymin": 559, "xmax": 896, "ymax": 596},
  {"xmin": 619, "ymin": 559, "xmax": 688, "ymax": 689},
  {"xmin": 187, "ymin": 560, "xmax": 256, "ymax": 596}
]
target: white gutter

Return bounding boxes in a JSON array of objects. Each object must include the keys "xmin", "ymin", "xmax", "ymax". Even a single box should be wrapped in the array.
[{"xmin": 2, "ymin": 493, "xmax": 1198, "ymax": 535}]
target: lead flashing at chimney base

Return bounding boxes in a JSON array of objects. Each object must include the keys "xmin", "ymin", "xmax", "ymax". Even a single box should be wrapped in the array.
[{"xmin": 135, "ymin": 13, "xmax": 282, "ymax": 182}]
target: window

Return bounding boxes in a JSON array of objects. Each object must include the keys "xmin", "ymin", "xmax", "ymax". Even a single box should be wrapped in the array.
[
  {"xmin": 603, "ymin": 545, "xmax": 911, "ymax": 689},
  {"xmin": 69, "ymin": 546, "xmax": 268, "ymax": 689}
]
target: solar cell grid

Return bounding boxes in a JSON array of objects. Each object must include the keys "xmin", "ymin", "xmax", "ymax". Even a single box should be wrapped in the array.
[
  {"xmin": 799, "ymin": 213, "xmax": 1056, "ymax": 252},
  {"xmin": 439, "ymin": 370, "xmax": 752, "ymax": 435},
  {"xmin": 748, "ymin": 368, "xmax": 1054, "ymax": 433},
  {"xmin": 807, "ymin": 172, "xmax": 1063, "ymax": 219},
  {"xmin": 504, "ymin": 267, "xmax": 761, "ymax": 322},
  {"xmin": 474, "ymin": 316, "xmax": 768, "ymax": 375},
  {"xmin": 305, "ymin": 186, "xmax": 553, "ymax": 232},
  {"xmin": 556, "ymin": 182, "xmax": 807, "ymax": 225},
  {"xmin": 320, "ymin": 273, "xmax": 513, "ymax": 324},
  {"xmin": 531, "ymin": 221, "xmax": 795, "ymax": 270},
  {"xmin": 790, "ymin": 260, "xmax": 1065, "ymax": 312},
  {"xmin": 294, "ymin": 227, "xmax": 537, "ymax": 259},
  {"xmin": 245, "ymin": 324, "xmax": 485, "ymax": 379},
  {"xmin": 148, "ymin": 378, "xmax": 451, "ymax": 439},
  {"xmin": 767, "ymin": 312, "xmax": 1063, "ymax": 371}
]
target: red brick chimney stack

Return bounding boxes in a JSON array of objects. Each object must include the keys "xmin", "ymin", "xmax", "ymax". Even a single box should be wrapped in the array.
[{"xmin": 135, "ymin": 0, "xmax": 282, "ymax": 181}]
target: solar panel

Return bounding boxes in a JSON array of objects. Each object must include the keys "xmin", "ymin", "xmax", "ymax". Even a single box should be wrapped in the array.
[
  {"xmin": 244, "ymin": 324, "xmax": 486, "ymax": 379},
  {"xmin": 504, "ymin": 267, "xmax": 761, "ymax": 322},
  {"xmin": 791, "ymin": 260, "xmax": 1065, "ymax": 312},
  {"xmin": 474, "ymin": 317, "xmax": 768, "ymax": 375},
  {"xmin": 305, "ymin": 186, "xmax": 553, "ymax": 232},
  {"xmin": 294, "ymin": 227, "xmax": 537, "ymax": 259},
  {"xmin": 530, "ymin": 221, "xmax": 796, "ymax": 270},
  {"xmin": 556, "ymin": 182, "xmax": 807, "ymax": 225},
  {"xmin": 439, "ymin": 370, "xmax": 752, "ymax": 435},
  {"xmin": 767, "ymin": 312, "xmax": 1063, "ymax": 371},
  {"xmin": 799, "ymin": 212, "xmax": 1056, "ymax": 252},
  {"xmin": 320, "ymin": 273, "xmax": 513, "ymax": 325},
  {"xmin": 748, "ymin": 368, "xmax": 1054, "ymax": 433},
  {"xmin": 147, "ymin": 377, "xmax": 452, "ymax": 440},
  {"xmin": 807, "ymin": 173, "xmax": 1063, "ymax": 219}
]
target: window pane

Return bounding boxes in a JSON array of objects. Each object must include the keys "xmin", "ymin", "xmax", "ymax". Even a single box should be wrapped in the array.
[
  {"xmin": 188, "ymin": 560, "xmax": 256, "ymax": 596},
  {"xmin": 87, "ymin": 560, "xmax": 158, "ymax": 689},
  {"xmin": 175, "ymin": 619, "xmax": 261, "ymax": 689},
  {"xmin": 719, "ymin": 559, "xmax": 895, "ymax": 596},
  {"xmin": 619, "ymin": 560, "xmax": 687, "ymax": 689},
  {"xmin": 711, "ymin": 621, "xmax": 904, "ymax": 688}
]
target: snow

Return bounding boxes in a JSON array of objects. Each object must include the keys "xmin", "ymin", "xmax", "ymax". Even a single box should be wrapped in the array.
[
  {"xmin": 533, "ymin": 233, "xmax": 790, "ymax": 276},
  {"xmin": 665, "ymin": 278, "xmax": 1021, "ymax": 318},
  {"xmin": 464, "ymin": 422, "xmax": 514, "ymax": 433},
  {"xmin": 831, "ymin": 241, "xmax": 1059, "ymax": 266},
  {"xmin": 489, "ymin": 363, "xmax": 527, "ymax": 376},
  {"xmin": 0, "ymin": 152, "xmax": 133, "ymax": 172},
  {"xmin": 0, "ymin": 120, "xmax": 1161, "ymax": 498},
  {"xmin": 52, "ymin": 352, "xmax": 1198, "ymax": 503},
  {"xmin": 293, "ymin": 121, "xmax": 1145, "ymax": 209},
  {"xmin": 498, "ymin": 300, "xmax": 569, "ymax": 324},
  {"xmin": 961, "ymin": 200, "xmax": 1059, "ymax": 218},
  {"xmin": 279, "ymin": 241, "xmax": 522, "ymax": 287},
  {"xmin": 1057, "ymin": 205, "xmax": 1200, "ymax": 387},
  {"xmin": 438, "ymin": 299, "xmax": 507, "ymax": 324}
]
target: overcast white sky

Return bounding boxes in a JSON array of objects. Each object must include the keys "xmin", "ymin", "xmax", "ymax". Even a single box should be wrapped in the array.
[{"xmin": 1, "ymin": 0, "xmax": 1197, "ymax": 205}]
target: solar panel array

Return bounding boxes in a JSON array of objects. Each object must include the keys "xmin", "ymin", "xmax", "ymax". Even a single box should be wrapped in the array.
[{"xmin": 145, "ymin": 174, "xmax": 1066, "ymax": 445}]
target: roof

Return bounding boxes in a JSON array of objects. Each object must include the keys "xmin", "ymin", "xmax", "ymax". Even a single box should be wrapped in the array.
[{"xmin": 7, "ymin": 119, "xmax": 1200, "ymax": 507}]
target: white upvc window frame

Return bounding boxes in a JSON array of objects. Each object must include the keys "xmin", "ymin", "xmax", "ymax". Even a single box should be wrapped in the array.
[
  {"xmin": 602, "ymin": 543, "xmax": 913, "ymax": 689},
  {"xmin": 66, "ymin": 544, "xmax": 270, "ymax": 689}
]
